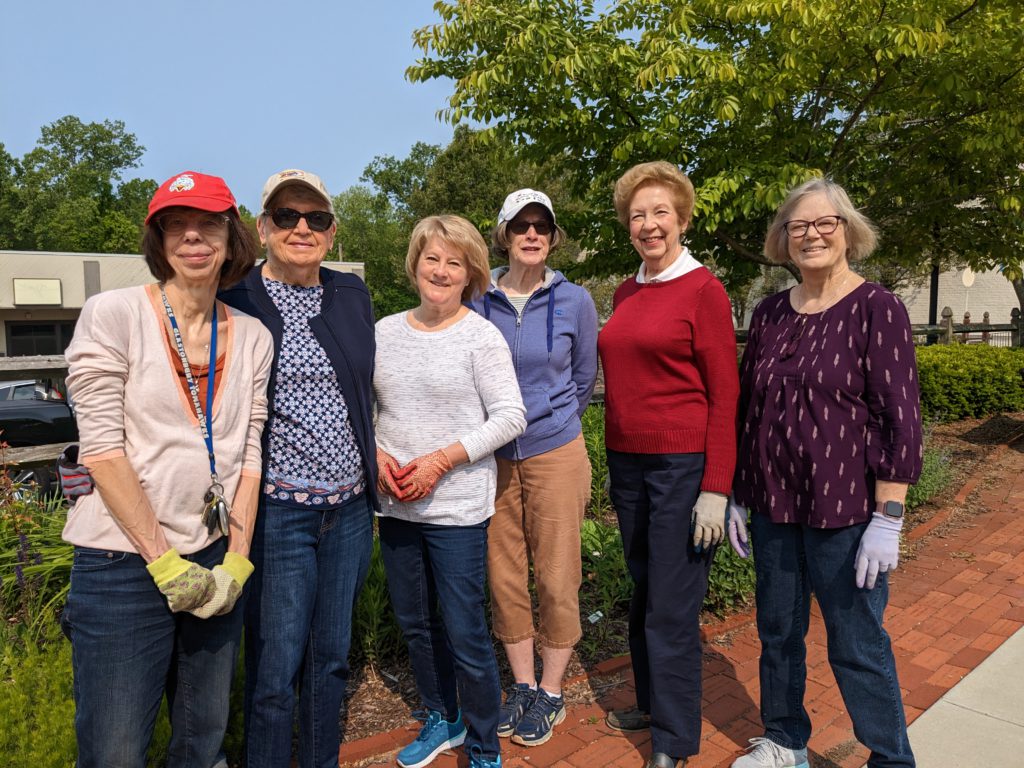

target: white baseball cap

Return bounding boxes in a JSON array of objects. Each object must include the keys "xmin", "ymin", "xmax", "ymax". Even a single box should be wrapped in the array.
[
  {"xmin": 260, "ymin": 168, "xmax": 334, "ymax": 214},
  {"xmin": 498, "ymin": 188, "xmax": 556, "ymax": 225}
]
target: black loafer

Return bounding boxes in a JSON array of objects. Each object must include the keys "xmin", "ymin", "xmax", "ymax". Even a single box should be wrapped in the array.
[
  {"xmin": 605, "ymin": 706, "xmax": 651, "ymax": 732},
  {"xmin": 645, "ymin": 753, "xmax": 685, "ymax": 768}
]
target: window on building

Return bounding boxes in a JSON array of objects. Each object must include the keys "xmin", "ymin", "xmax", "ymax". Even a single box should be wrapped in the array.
[{"xmin": 4, "ymin": 322, "xmax": 76, "ymax": 356}]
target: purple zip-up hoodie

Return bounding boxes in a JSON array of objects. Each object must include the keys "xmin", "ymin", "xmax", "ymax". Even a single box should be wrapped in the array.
[{"xmin": 470, "ymin": 267, "xmax": 599, "ymax": 461}]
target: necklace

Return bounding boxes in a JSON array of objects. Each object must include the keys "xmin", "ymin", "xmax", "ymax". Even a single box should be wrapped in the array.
[{"xmin": 796, "ymin": 270, "xmax": 852, "ymax": 315}]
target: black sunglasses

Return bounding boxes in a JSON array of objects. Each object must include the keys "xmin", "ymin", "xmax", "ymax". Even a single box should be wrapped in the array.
[
  {"xmin": 508, "ymin": 219, "xmax": 553, "ymax": 236},
  {"xmin": 266, "ymin": 207, "xmax": 334, "ymax": 232}
]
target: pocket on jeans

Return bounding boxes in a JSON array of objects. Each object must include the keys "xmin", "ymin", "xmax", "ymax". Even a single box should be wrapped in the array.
[{"xmin": 71, "ymin": 547, "xmax": 132, "ymax": 572}]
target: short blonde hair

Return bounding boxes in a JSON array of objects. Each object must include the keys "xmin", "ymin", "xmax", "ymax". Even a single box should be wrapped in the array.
[
  {"xmin": 406, "ymin": 215, "xmax": 491, "ymax": 302},
  {"xmin": 613, "ymin": 161, "xmax": 695, "ymax": 228},
  {"xmin": 764, "ymin": 178, "xmax": 879, "ymax": 264}
]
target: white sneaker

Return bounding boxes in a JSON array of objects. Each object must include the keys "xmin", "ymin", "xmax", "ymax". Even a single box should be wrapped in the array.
[{"xmin": 731, "ymin": 737, "xmax": 809, "ymax": 768}]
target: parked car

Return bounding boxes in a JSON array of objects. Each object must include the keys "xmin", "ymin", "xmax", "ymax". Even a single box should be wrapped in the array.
[{"xmin": 0, "ymin": 379, "xmax": 78, "ymax": 496}]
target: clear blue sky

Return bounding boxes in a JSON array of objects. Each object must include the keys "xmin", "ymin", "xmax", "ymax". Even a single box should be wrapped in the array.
[{"xmin": 0, "ymin": 0, "xmax": 457, "ymax": 212}]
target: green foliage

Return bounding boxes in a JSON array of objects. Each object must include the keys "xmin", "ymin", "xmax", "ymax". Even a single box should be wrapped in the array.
[
  {"xmin": 916, "ymin": 345, "xmax": 1024, "ymax": 422},
  {"xmin": 578, "ymin": 516, "xmax": 631, "ymax": 658},
  {"xmin": 409, "ymin": 0, "xmax": 1024, "ymax": 290},
  {"xmin": 0, "ymin": 620, "xmax": 77, "ymax": 768},
  {"xmin": 0, "ymin": 480, "xmax": 73, "ymax": 637},
  {"xmin": 333, "ymin": 185, "xmax": 417, "ymax": 318},
  {"xmin": 705, "ymin": 543, "xmax": 756, "ymax": 618},
  {"xmin": 581, "ymin": 404, "xmax": 611, "ymax": 516},
  {"xmin": 906, "ymin": 445, "xmax": 954, "ymax": 510},
  {"xmin": 3, "ymin": 116, "xmax": 153, "ymax": 254}
]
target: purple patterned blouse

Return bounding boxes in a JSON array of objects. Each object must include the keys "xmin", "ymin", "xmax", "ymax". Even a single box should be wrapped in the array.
[{"xmin": 734, "ymin": 282, "xmax": 923, "ymax": 528}]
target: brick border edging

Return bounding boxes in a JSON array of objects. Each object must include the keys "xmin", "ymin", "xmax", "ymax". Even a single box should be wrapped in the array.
[{"xmin": 337, "ymin": 428, "xmax": 1023, "ymax": 765}]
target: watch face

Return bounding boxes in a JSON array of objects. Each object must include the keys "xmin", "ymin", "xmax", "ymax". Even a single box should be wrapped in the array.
[{"xmin": 882, "ymin": 500, "xmax": 905, "ymax": 519}]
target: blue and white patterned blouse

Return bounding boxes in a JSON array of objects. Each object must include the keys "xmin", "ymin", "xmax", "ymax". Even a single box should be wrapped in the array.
[{"xmin": 263, "ymin": 276, "xmax": 365, "ymax": 508}]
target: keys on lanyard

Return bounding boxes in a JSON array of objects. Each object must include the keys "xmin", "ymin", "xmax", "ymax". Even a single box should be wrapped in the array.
[{"xmin": 202, "ymin": 481, "xmax": 230, "ymax": 536}]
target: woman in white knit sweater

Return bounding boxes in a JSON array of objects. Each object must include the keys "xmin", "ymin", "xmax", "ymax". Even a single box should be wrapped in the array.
[
  {"xmin": 374, "ymin": 215, "xmax": 526, "ymax": 768},
  {"xmin": 61, "ymin": 171, "xmax": 274, "ymax": 768}
]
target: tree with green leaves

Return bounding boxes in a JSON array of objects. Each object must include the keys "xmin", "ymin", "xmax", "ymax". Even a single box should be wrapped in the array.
[
  {"xmin": 408, "ymin": 0, "xmax": 1024, "ymax": 309},
  {"xmin": 351, "ymin": 125, "xmax": 588, "ymax": 316},
  {"xmin": 2, "ymin": 116, "xmax": 153, "ymax": 253}
]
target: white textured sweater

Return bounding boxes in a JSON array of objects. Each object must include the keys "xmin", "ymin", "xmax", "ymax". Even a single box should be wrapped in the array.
[
  {"xmin": 62, "ymin": 284, "xmax": 274, "ymax": 554},
  {"xmin": 374, "ymin": 310, "xmax": 526, "ymax": 526}
]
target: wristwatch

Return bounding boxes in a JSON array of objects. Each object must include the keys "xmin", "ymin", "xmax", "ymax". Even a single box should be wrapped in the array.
[{"xmin": 878, "ymin": 500, "xmax": 905, "ymax": 520}]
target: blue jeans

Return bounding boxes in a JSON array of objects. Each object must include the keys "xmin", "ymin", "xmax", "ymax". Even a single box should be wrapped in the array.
[
  {"xmin": 607, "ymin": 450, "xmax": 713, "ymax": 759},
  {"xmin": 750, "ymin": 513, "xmax": 915, "ymax": 768},
  {"xmin": 243, "ymin": 495, "xmax": 373, "ymax": 768},
  {"xmin": 378, "ymin": 516, "xmax": 501, "ymax": 760},
  {"xmin": 61, "ymin": 538, "xmax": 242, "ymax": 768}
]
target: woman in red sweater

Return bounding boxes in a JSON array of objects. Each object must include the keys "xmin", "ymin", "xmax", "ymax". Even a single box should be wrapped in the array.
[{"xmin": 597, "ymin": 161, "xmax": 740, "ymax": 768}]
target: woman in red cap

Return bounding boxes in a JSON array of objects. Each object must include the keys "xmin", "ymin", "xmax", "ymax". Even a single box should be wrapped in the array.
[{"xmin": 60, "ymin": 170, "xmax": 274, "ymax": 767}]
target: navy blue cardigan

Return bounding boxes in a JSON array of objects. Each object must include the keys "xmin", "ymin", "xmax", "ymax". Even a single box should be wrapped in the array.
[{"xmin": 218, "ymin": 264, "xmax": 379, "ymax": 511}]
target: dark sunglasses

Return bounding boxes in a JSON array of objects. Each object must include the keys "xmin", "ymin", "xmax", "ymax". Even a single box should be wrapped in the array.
[
  {"xmin": 508, "ymin": 219, "xmax": 553, "ymax": 236},
  {"xmin": 266, "ymin": 207, "xmax": 334, "ymax": 232}
]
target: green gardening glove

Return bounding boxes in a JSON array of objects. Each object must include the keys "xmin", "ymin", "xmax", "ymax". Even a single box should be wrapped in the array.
[
  {"xmin": 189, "ymin": 552, "xmax": 254, "ymax": 619},
  {"xmin": 146, "ymin": 549, "xmax": 217, "ymax": 613}
]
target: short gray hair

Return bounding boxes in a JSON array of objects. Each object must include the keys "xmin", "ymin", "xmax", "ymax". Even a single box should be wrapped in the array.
[{"xmin": 764, "ymin": 178, "xmax": 878, "ymax": 264}]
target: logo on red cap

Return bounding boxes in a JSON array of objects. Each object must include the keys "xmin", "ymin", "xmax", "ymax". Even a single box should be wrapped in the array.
[{"xmin": 168, "ymin": 174, "xmax": 196, "ymax": 193}]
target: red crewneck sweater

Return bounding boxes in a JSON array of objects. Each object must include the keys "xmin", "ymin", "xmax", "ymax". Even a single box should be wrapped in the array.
[{"xmin": 597, "ymin": 267, "xmax": 739, "ymax": 494}]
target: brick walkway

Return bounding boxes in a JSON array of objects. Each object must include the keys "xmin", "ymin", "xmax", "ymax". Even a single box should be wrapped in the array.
[{"xmin": 340, "ymin": 439, "xmax": 1024, "ymax": 768}]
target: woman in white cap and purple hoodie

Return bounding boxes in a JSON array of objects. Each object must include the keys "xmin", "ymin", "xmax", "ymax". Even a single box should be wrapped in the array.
[{"xmin": 469, "ymin": 189, "xmax": 599, "ymax": 747}]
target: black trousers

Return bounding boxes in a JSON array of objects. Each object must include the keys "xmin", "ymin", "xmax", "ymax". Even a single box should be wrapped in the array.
[{"xmin": 607, "ymin": 450, "xmax": 715, "ymax": 759}]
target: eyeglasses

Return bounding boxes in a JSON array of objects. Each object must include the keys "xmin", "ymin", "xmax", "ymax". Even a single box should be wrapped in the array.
[
  {"xmin": 508, "ymin": 219, "xmax": 553, "ymax": 236},
  {"xmin": 266, "ymin": 207, "xmax": 334, "ymax": 232},
  {"xmin": 783, "ymin": 215, "xmax": 845, "ymax": 238},
  {"xmin": 158, "ymin": 212, "xmax": 230, "ymax": 236}
]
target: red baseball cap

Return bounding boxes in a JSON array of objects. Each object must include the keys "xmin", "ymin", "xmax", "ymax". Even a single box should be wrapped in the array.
[{"xmin": 146, "ymin": 171, "xmax": 240, "ymax": 224}]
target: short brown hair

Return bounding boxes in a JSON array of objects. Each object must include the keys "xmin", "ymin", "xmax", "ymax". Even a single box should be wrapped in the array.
[
  {"xmin": 613, "ymin": 161, "xmax": 695, "ymax": 228},
  {"xmin": 142, "ymin": 209, "xmax": 260, "ymax": 289},
  {"xmin": 406, "ymin": 215, "xmax": 491, "ymax": 302},
  {"xmin": 763, "ymin": 178, "xmax": 878, "ymax": 264}
]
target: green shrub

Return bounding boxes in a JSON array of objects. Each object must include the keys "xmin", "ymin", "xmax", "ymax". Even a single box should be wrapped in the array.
[
  {"xmin": 0, "ymin": 621, "xmax": 77, "ymax": 768},
  {"xmin": 0, "ymin": 480, "xmax": 73, "ymax": 637},
  {"xmin": 906, "ymin": 444, "xmax": 954, "ymax": 510},
  {"xmin": 916, "ymin": 345, "xmax": 1024, "ymax": 422},
  {"xmin": 581, "ymin": 404, "xmax": 611, "ymax": 517},
  {"xmin": 705, "ymin": 544, "xmax": 756, "ymax": 617}
]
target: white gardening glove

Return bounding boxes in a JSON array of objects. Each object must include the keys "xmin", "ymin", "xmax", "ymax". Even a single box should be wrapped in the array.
[
  {"xmin": 189, "ymin": 552, "xmax": 254, "ymax": 619},
  {"xmin": 854, "ymin": 513, "xmax": 903, "ymax": 589},
  {"xmin": 692, "ymin": 491, "xmax": 727, "ymax": 552},
  {"xmin": 726, "ymin": 496, "xmax": 750, "ymax": 558}
]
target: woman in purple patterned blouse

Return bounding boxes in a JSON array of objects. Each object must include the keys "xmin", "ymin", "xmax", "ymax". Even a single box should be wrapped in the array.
[{"xmin": 727, "ymin": 179, "xmax": 922, "ymax": 768}]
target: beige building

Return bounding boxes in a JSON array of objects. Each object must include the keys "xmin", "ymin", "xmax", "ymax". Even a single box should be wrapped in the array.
[
  {"xmin": 900, "ymin": 267, "xmax": 1020, "ymax": 327},
  {"xmin": 0, "ymin": 250, "xmax": 364, "ymax": 357}
]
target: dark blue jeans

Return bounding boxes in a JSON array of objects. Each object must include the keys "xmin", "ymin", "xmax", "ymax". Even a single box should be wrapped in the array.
[
  {"xmin": 243, "ymin": 495, "xmax": 373, "ymax": 768},
  {"xmin": 378, "ymin": 516, "xmax": 501, "ymax": 760},
  {"xmin": 61, "ymin": 538, "xmax": 242, "ymax": 768},
  {"xmin": 607, "ymin": 450, "xmax": 713, "ymax": 760},
  {"xmin": 750, "ymin": 513, "xmax": 915, "ymax": 768}
]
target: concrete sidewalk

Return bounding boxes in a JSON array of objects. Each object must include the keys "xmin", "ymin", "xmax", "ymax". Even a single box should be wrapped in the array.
[{"xmin": 340, "ymin": 438, "xmax": 1024, "ymax": 768}]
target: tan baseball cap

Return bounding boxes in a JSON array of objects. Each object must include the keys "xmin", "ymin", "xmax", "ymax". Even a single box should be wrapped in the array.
[{"xmin": 260, "ymin": 169, "xmax": 334, "ymax": 214}]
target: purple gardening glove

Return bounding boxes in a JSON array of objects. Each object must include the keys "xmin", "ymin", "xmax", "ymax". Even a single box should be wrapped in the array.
[
  {"xmin": 726, "ymin": 496, "xmax": 750, "ymax": 559},
  {"xmin": 58, "ymin": 444, "xmax": 94, "ymax": 502},
  {"xmin": 854, "ymin": 513, "xmax": 903, "ymax": 589}
]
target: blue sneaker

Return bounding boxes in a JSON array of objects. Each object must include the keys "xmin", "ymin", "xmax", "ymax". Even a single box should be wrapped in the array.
[
  {"xmin": 468, "ymin": 744, "xmax": 501, "ymax": 768},
  {"xmin": 496, "ymin": 683, "xmax": 537, "ymax": 737},
  {"xmin": 396, "ymin": 710, "xmax": 467, "ymax": 768},
  {"xmin": 511, "ymin": 688, "xmax": 566, "ymax": 746}
]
